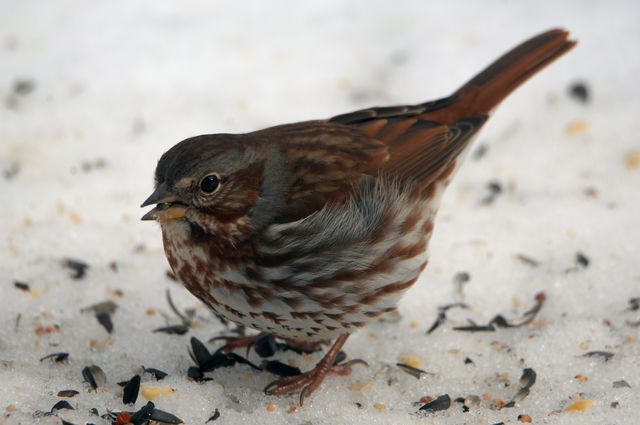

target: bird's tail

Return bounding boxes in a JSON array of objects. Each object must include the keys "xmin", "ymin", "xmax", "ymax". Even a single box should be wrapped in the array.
[{"xmin": 452, "ymin": 28, "xmax": 576, "ymax": 116}]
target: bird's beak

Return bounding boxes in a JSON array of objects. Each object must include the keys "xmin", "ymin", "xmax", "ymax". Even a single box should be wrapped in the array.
[{"xmin": 140, "ymin": 183, "xmax": 188, "ymax": 222}]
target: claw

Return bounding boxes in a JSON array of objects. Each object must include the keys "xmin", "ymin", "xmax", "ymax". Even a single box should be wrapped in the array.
[{"xmin": 263, "ymin": 334, "xmax": 366, "ymax": 405}]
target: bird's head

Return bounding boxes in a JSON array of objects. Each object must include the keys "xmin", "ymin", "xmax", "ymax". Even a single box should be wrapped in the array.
[{"xmin": 141, "ymin": 134, "xmax": 273, "ymax": 239}]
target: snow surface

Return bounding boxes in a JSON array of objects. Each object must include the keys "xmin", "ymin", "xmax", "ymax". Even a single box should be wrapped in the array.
[{"xmin": 1, "ymin": 1, "xmax": 639, "ymax": 424}]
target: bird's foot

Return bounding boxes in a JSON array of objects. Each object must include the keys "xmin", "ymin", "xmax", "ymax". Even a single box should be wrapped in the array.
[{"xmin": 263, "ymin": 334, "xmax": 367, "ymax": 405}]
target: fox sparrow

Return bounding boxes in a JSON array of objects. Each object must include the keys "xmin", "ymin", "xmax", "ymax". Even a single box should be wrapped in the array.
[{"xmin": 142, "ymin": 29, "xmax": 575, "ymax": 404}]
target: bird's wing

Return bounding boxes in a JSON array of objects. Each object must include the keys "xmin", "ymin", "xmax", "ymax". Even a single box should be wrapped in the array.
[
  {"xmin": 256, "ymin": 110, "xmax": 482, "ymax": 224},
  {"xmin": 330, "ymin": 101, "xmax": 487, "ymax": 189},
  {"xmin": 255, "ymin": 121, "xmax": 389, "ymax": 223}
]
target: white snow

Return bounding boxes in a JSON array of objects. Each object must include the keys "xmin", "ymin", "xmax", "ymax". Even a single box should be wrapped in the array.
[{"xmin": 1, "ymin": 1, "xmax": 639, "ymax": 424}]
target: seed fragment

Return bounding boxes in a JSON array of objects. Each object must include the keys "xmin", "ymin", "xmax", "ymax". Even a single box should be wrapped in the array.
[
  {"xmin": 57, "ymin": 390, "xmax": 79, "ymax": 398},
  {"xmin": 150, "ymin": 407, "xmax": 183, "ymax": 424},
  {"xmin": 122, "ymin": 375, "xmax": 141, "ymax": 405},
  {"xmin": 254, "ymin": 334, "xmax": 278, "ymax": 357},
  {"xmin": 396, "ymin": 363, "xmax": 429, "ymax": 379},
  {"xmin": 568, "ymin": 81, "xmax": 589, "ymax": 103},
  {"xmin": 13, "ymin": 281, "xmax": 30, "ymax": 291},
  {"xmin": 612, "ymin": 379, "xmax": 631, "ymax": 388},
  {"xmin": 82, "ymin": 365, "xmax": 106, "ymax": 390},
  {"xmin": 419, "ymin": 394, "xmax": 451, "ymax": 412},
  {"xmin": 142, "ymin": 366, "xmax": 168, "ymax": 380},
  {"xmin": 40, "ymin": 352, "xmax": 69, "ymax": 363},
  {"xmin": 582, "ymin": 350, "xmax": 614, "ymax": 361},
  {"xmin": 206, "ymin": 408, "xmax": 221, "ymax": 422},
  {"xmin": 96, "ymin": 311, "xmax": 113, "ymax": 334},
  {"xmin": 565, "ymin": 399, "xmax": 594, "ymax": 411},
  {"xmin": 153, "ymin": 325, "xmax": 189, "ymax": 335},
  {"xmin": 51, "ymin": 400, "xmax": 74, "ymax": 411},
  {"xmin": 62, "ymin": 258, "xmax": 89, "ymax": 279}
]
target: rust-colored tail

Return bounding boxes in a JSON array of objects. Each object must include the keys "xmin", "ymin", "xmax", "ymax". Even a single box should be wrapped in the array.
[
  {"xmin": 328, "ymin": 29, "xmax": 576, "ymax": 190},
  {"xmin": 451, "ymin": 28, "xmax": 576, "ymax": 117}
]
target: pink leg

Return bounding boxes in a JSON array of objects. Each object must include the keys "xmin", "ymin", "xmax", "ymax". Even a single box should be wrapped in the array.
[{"xmin": 264, "ymin": 334, "xmax": 367, "ymax": 405}]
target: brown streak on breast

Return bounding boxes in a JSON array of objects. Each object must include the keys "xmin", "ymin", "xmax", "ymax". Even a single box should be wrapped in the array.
[
  {"xmin": 261, "ymin": 311, "xmax": 284, "ymax": 325},
  {"xmin": 400, "ymin": 206, "xmax": 422, "ymax": 234},
  {"xmin": 422, "ymin": 219, "xmax": 434, "ymax": 234},
  {"xmin": 359, "ymin": 277, "xmax": 418, "ymax": 306}
]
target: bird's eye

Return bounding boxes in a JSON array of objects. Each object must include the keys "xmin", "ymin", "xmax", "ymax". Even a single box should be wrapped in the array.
[{"xmin": 200, "ymin": 174, "xmax": 221, "ymax": 194}]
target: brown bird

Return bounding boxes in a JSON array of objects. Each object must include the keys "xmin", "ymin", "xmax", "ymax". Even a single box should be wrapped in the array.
[{"xmin": 142, "ymin": 29, "xmax": 575, "ymax": 404}]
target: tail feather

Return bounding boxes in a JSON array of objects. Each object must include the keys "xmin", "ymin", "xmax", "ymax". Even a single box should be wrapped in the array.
[{"xmin": 452, "ymin": 28, "xmax": 577, "ymax": 116}]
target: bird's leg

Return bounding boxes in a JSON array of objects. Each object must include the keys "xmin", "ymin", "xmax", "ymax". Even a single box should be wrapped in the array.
[
  {"xmin": 211, "ymin": 333, "xmax": 325, "ymax": 357},
  {"xmin": 264, "ymin": 334, "xmax": 367, "ymax": 405},
  {"xmin": 210, "ymin": 332, "xmax": 268, "ymax": 356},
  {"xmin": 280, "ymin": 337, "xmax": 328, "ymax": 353}
]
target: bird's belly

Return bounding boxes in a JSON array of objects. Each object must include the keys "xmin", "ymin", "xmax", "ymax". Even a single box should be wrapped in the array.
[
  {"xmin": 160, "ymin": 198, "xmax": 434, "ymax": 341},
  {"xmin": 202, "ymin": 248, "xmax": 429, "ymax": 342}
]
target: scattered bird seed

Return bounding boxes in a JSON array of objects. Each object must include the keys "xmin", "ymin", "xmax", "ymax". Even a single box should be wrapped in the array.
[
  {"xmin": 505, "ymin": 368, "xmax": 537, "ymax": 407},
  {"xmin": 611, "ymin": 401, "xmax": 620, "ymax": 408},
  {"xmin": 575, "ymin": 252, "xmax": 590, "ymax": 267},
  {"xmin": 2, "ymin": 161, "xmax": 20, "ymax": 180},
  {"xmin": 490, "ymin": 315, "xmax": 512, "ymax": 328},
  {"xmin": 514, "ymin": 254, "xmax": 540, "ymax": 267},
  {"xmin": 397, "ymin": 363, "xmax": 430, "ymax": 379},
  {"xmin": 627, "ymin": 319, "xmax": 640, "ymax": 328},
  {"xmin": 13, "ymin": 281, "xmax": 30, "ymax": 291},
  {"xmin": 51, "ymin": 400, "xmax": 74, "ymax": 411},
  {"xmin": 142, "ymin": 366, "xmax": 168, "ymax": 380},
  {"xmin": 333, "ymin": 350, "xmax": 346, "ymax": 365},
  {"xmin": 82, "ymin": 300, "xmax": 118, "ymax": 314},
  {"xmin": 427, "ymin": 303, "xmax": 468, "ymax": 334},
  {"xmin": 454, "ymin": 323, "xmax": 496, "ymax": 332},
  {"xmin": 153, "ymin": 325, "xmax": 189, "ymax": 335},
  {"xmin": 57, "ymin": 390, "xmax": 79, "ymax": 398},
  {"xmin": 14, "ymin": 313, "xmax": 21, "ymax": 332},
  {"xmin": 583, "ymin": 351, "xmax": 614, "ymax": 361},
  {"xmin": 13, "ymin": 78, "xmax": 35, "ymax": 95},
  {"xmin": 206, "ymin": 408, "xmax": 221, "ymax": 422},
  {"xmin": 40, "ymin": 352, "xmax": 69, "ymax": 363},
  {"xmin": 565, "ymin": 252, "xmax": 590, "ymax": 272},
  {"xmin": 189, "ymin": 337, "xmax": 212, "ymax": 368},
  {"xmin": 481, "ymin": 180, "xmax": 503, "ymax": 205},
  {"xmin": 227, "ymin": 352, "xmax": 261, "ymax": 371},
  {"xmin": 200, "ymin": 351, "xmax": 239, "ymax": 372},
  {"xmin": 520, "ymin": 368, "xmax": 537, "ymax": 391},
  {"xmin": 62, "ymin": 258, "xmax": 89, "ymax": 279},
  {"xmin": 96, "ymin": 311, "xmax": 113, "ymax": 334},
  {"xmin": 82, "ymin": 365, "xmax": 106, "ymax": 390},
  {"xmin": 627, "ymin": 297, "xmax": 640, "ymax": 311},
  {"xmin": 187, "ymin": 366, "xmax": 211, "ymax": 382},
  {"xmin": 473, "ymin": 144, "xmax": 488, "ymax": 160},
  {"xmin": 453, "ymin": 271, "xmax": 470, "ymax": 285},
  {"xmin": 568, "ymin": 81, "xmax": 589, "ymax": 103},
  {"xmin": 419, "ymin": 394, "xmax": 451, "ymax": 412},
  {"xmin": 612, "ymin": 380, "xmax": 631, "ymax": 388},
  {"xmin": 464, "ymin": 357, "xmax": 474, "ymax": 365},
  {"xmin": 150, "ymin": 407, "xmax": 183, "ymax": 424},
  {"xmin": 129, "ymin": 401, "xmax": 155, "ymax": 424},
  {"xmin": 254, "ymin": 333, "xmax": 278, "ymax": 357},
  {"xmin": 122, "ymin": 375, "xmax": 141, "ymax": 405},
  {"xmin": 263, "ymin": 360, "xmax": 302, "ymax": 377},
  {"xmin": 166, "ymin": 289, "xmax": 192, "ymax": 326},
  {"xmin": 454, "ymin": 292, "xmax": 546, "ymax": 332}
]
